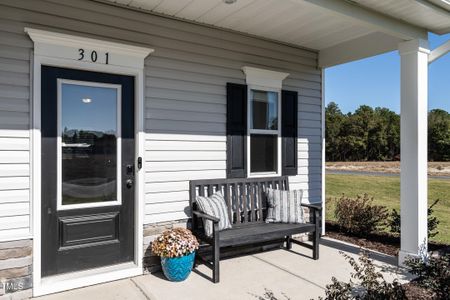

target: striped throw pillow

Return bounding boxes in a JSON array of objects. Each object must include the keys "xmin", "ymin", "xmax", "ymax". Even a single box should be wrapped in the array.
[
  {"xmin": 196, "ymin": 191, "xmax": 232, "ymax": 237},
  {"xmin": 265, "ymin": 189, "xmax": 304, "ymax": 224}
]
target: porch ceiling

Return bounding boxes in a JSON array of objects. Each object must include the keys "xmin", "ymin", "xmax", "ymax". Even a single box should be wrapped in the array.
[
  {"xmin": 104, "ymin": 0, "xmax": 376, "ymax": 50},
  {"xmin": 100, "ymin": 0, "xmax": 449, "ymax": 66}
]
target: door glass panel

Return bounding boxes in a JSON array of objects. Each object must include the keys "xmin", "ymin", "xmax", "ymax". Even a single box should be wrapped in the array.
[
  {"xmin": 60, "ymin": 82, "xmax": 120, "ymax": 206},
  {"xmin": 251, "ymin": 90, "xmax": 278, "ymax": 130},
  {"xmin": 250, "ymin": 134, "xmax": 277, "ymax": 173}
]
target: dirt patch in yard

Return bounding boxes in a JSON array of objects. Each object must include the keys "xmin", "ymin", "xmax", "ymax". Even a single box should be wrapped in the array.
[
  {"xmin": 325, "ymin": 221, "xmax": 449, "ymax": 257},
  {"xmin": 403, "ymin": 282, "xmax": 435, "ymax": 300},
  {"xmin": 326, "ymin": 161, "xmax": 450, "ymax": 177},
  {"xmin": 325, "ymin": 222, "xmax": 399, "ymax": 256}
]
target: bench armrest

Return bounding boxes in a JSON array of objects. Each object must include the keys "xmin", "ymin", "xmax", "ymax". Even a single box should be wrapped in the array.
[
  {"xmin": 301, "ymin": 203, "xmax": 322, "ymax": 211},
  {"xmin": 192, "ymin": 210, "xmax": 220, "ymax": 223}
]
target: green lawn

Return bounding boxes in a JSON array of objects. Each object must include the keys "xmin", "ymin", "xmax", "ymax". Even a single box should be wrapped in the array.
[{"xmin": 325, "ymin": 174, "xmax": 450, "ymax": 244}]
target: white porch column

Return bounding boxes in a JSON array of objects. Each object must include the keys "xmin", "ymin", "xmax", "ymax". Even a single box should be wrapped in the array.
[{"xmin": 398, "ymin": 39, "xmax": 430, "ymax": 265}]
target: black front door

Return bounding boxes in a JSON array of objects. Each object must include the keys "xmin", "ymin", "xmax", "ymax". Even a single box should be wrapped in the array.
[{"xmin": 41, "ymin": 66, "xmax": 135, "ymax": 277}]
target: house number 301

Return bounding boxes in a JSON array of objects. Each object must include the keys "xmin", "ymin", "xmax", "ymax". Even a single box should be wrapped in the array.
[{"xmin": 78, "ymin": 49, "xmax": 109, "ymax": 64}]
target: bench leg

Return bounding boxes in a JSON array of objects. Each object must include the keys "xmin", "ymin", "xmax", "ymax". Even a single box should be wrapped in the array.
[
  {"xmin": 312, "ymin": 208, "xmax": 320, "ymax": 260},
  {"xmin": 212, "ymin": 224, "xmax": 220, "ymax": 283},
  {"xmin": 313, "ymin": 230, "xmax": 320, "ymax": 260},
  {"xmin": 285, "ymin": 236, "xmax": 292, "ymax": 250}
]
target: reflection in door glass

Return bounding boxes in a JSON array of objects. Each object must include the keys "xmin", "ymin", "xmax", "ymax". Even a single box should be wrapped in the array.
[{"xmin": 61, "ymin": 83, "xmax": 119, "ymax": 205}]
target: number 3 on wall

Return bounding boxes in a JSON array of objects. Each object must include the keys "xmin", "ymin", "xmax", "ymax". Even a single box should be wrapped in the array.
[{"xmin": 78, "ymin": 48, "xmax": 109, "ymax": 64}]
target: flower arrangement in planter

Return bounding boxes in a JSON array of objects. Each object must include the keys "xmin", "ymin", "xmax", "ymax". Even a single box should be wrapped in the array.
[{"xmin": 151, "ymin": 228, "xmax": 199, "ymax": 282}]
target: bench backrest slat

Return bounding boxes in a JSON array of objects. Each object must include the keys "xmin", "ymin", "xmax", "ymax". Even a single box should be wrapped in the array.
[
  {"xmin": 249, "ymin": 182, "xmax": 253, "ymax": 223},
  {"xmin": 257, "ymin": 182, "xmax": 263, "ymax": 222},
  {"xmin": 225, "ymin": 183, "xmax": 231, "ymax": 223},
  {"xmin": 190, "ymin": 176, "xmax": 289, "ymax": 226},
  {"xmin": 234, "ymin": 182, "xmax": 240, "ymax": 224},
  {"xmin": 242, "ymin": 182, "xmax": 248, "ymax": 223}
]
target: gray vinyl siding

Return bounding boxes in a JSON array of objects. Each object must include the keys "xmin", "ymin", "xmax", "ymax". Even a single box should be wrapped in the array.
[{"xmin": 0, "ymin": 0, "xmax": 322, "ymax": 234}]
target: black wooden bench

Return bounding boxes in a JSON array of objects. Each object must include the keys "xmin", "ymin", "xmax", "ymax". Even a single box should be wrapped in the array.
[{"xmin": 189, "ymin": 176, "xmax": 321, "ymax": 283}]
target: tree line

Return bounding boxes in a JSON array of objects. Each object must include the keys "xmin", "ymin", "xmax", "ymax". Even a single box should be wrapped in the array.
[{"xmin": 325, "ymin": 102, "xmax": 450, "ymax": 161}]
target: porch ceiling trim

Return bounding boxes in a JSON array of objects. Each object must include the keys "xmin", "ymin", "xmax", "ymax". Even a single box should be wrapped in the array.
[
  {"xmin": 318, "ymin": 32, "xmax": 402, "ymax": 68},
  {"xmin": 300, "ymin": 0, "xmax": 428, "ymax": 40}
]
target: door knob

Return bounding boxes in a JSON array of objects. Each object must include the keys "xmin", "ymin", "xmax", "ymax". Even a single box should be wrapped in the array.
[{"xmin": 126, "ymin": 179, "xmax": 133, "ymax": 189}]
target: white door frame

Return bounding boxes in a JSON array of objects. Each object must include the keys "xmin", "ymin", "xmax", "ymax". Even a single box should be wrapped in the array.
[{"xmin": 25, "ymin": 28, "xmax": 153, "ymax": 296}]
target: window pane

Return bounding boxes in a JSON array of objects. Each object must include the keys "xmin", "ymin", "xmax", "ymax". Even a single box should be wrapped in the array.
[
  {"xmin": 251, "ymin": 90, "xmax": 278, "ymax": 130},
  {"xmin": 61, "ymin": 83, "xmax": 118, "ymax": 205},
  {"xmin": 250, "ymin": 134, "xmax": 277, "ymax": 173}
]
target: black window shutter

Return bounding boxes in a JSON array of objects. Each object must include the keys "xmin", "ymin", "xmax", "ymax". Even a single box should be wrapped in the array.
[
  {"xmin": 282, "ymin": 90, "xmax": 298, "ymax": 176},
  {"xmin": 226, "ymin": 83, "xmax": 247, "ymax": 178}
]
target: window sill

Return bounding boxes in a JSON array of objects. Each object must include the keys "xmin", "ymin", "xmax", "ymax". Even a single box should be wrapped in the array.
[{"xmin": 248, "ymin": 172, "xmax": 280, "ymax": 178}]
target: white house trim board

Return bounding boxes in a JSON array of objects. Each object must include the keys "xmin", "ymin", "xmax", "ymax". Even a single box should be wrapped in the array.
[
  {"xmin": 429, "ymin": 39, "xmax": 450, "ymax": 64},
  {"xmin": 242, "ymin": 66, "xmax": 289, "ymax": 90},
  {"xmin": 321, "ymin": 69, "xmax": 326, "ymax": 236},
  {"xmin": 398, "ymin": 39, "xmax": 430, "ymax": 265},
  {"xmin": 25, "ymin": 28, "xmax": 153, "ymax": 69},
  {"xmin": 25, "ymin": 28, "xmax": 153, "ymax": 296},
  {"xmin": 246, "ymin": 88, "xmax": 282, "ymax": 178}
]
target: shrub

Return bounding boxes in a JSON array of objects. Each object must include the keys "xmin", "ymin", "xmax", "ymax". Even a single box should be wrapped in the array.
[
  {"xmin": 405, "ymin": 254, "xmax": 450, "ymax": 300},
  {"xmin": 334, "ymin": 194, "xmax": 389, "ymax": 237},
  {"xmin": 319, "ymin": 251, "xmax": 406, "ymax": 300},
  {"xmin": 388, "ymin": 199, "xmax": 440, "ymax": 238}
]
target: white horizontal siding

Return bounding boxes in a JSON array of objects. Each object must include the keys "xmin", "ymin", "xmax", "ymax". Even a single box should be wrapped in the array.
[
  {"xmin": 0, "ymin": 151, "xmax": 29, "ymax": 164},
  {"xmin": 145, "ymin": 181, "xmax": 188, "ymax": 193},
  {"xmin": 145, "ymin": 151, "xmax": 226, "ymax": 162},
  {"xmin": 146, "ymin": 161, "xmax": 226, "ymax": 172},
  {"xmin": 0, "ymin": 177, "xmax": 30, "ymax": 190},
  {"xmin": 145, "ymin": 211, "xmax": 188, "ymax": 224},
  {"xmin": 145, "ymin": 170, "xmax": 226, "ymax": 183},
  {"xmin": 145, "ymin": 140, "xmax": 226, "ymax": 151},
  {"xmin": 0, "ymin": 164, "xmax": 29, "ymax": 177},
  {"xmin": 0, "ymin": 215, "xmax": 29, "ymax": 231},
  {"xmin": 0, "ymin": 137, "xmax": 30, "ymax": 150},
  {"xmin": 0, "ymin": 202, "xmax": 29, "ymax": 217},
  {"xmin": 0, "ymin": 190, "xmax": 29, "ymax": 203},
  {"xmin": 145, "ymin": 191, "xmax": 189, "ymax": 203},
  {"xmin": 0, "ymin": 0, "xmax": 322, "ymax": 230}
]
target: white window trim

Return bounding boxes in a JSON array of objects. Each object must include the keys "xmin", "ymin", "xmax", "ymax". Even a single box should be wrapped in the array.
[
  {"xmin": 247, "ymin": 87, "xmax": 282, "ymax": 178},
  {"xmin": 26, "ymin": 28, "xmax": 153, "ymax": 297},
  {"xmin": 57, "ymin": 79, "xmax": 122, "ymax": 211},
  {"xmin": 242, "ymin": 67, "xmax": 289, "ymax": 178},
  {"xmin": 242, "ymin": 66, "xmax": 289, "ymax": 90}
]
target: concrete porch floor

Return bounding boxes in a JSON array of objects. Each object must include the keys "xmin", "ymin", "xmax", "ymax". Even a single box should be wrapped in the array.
[{"xmin": 36, "ymin": 237, "xmax": 412, "ymax": 300}]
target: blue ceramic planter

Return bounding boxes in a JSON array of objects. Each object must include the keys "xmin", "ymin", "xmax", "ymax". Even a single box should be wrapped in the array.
[{"xmin": 161, "ymin": 251, "xmax": 195, "ymax": 282}]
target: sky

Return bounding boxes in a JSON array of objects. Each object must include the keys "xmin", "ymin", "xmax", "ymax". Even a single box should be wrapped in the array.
[
  {"xmin": 62, "ymin": 83, "xmax": 118, "ymax": 134},
  {"xmin": 325, "ymin": 33, "xmax": 450, "ymax": 114}
]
